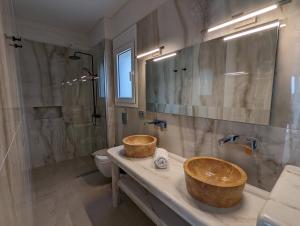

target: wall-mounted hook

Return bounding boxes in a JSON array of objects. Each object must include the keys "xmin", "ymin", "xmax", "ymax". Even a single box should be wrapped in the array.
[
  {"xmin": 10, "ymin": 43, "xmax": 23, "ymax": 48},
  {"xmin": 182, "ymin": 68, "xmax": 187, "ymax": 71},
  {"xmin": 5, "ymin": 35, "xmax": 21, "ymax": 42}
]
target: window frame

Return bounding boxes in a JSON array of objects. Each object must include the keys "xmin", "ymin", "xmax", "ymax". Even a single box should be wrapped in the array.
[{"xmin": 114, "ymin": 41, "xmax": 138, "ymax": 107}]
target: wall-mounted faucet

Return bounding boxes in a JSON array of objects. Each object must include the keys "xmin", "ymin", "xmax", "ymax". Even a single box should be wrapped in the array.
[
  {"xmin": 218, "ymin": 135, "xmax": 240, "ymax": 146},
  {"xmin": 218, "ymin": 135, "xmax": 258, "ymax": 153},
  {"xmin": 246, "ymin": 137, "xmax": 258, "ymax": 152},
  {"xmin": 144, "ymin": 119, "xmax": 167, "ymax": 129}
]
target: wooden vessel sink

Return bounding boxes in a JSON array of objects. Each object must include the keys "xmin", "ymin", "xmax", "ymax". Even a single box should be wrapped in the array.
[
  {"xmin": 184, "ymin": 157, "xmax": 247, "ymax": 208},
  {"xmin": 122, "ymin": 135, "xmax": 157, "ymax": 158}
]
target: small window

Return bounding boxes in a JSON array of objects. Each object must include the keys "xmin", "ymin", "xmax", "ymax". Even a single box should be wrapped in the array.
[
  {"xmin": 117, "ymin": 49, "xmax": 133, "ymax": 98},
  {"xmin": 114, "ymin": 42, "xmax": 137, "ymax": 106}
]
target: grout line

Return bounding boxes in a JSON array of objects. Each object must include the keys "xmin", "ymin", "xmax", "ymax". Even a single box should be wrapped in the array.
[{"xmin": 0, "ymin": 122, "xmax": 21, "ymax": 172}]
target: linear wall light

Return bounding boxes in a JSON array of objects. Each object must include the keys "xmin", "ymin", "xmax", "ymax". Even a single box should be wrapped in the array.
[
  {"xmin": 153, "ymin": 53, "xmax": 177, "ymax": 62},
  {"xmin": 208, "ymin": 4, "xmax": 278, "ymax": 33},
  {"xmin": 137, "ymin": 48, "xmax": 161, "ymax": 59},
  {"xmin": 224, "ymin": 72, "xmax": 249, "ymax": 76},
  {"xmin": 280, "ymin": 23, "xmax": 286, "ymax": 28},
  {"xmin": 223, "ymin": 21, "xmax": 280, "ymax": 41}
]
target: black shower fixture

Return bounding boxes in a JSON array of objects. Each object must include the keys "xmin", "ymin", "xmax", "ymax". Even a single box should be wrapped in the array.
[{"xmin": 69, "ymin": 51, "xmax": 101, "ymax": 125}]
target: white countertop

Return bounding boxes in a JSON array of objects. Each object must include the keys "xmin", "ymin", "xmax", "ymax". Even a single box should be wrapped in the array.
[
  {"xmin": 108, "ymin": 146, "xmax": 270, "ymax": 226},
  {"xmin": 257, "ymin": 165, "xmax": 300, "ymax": 226}
]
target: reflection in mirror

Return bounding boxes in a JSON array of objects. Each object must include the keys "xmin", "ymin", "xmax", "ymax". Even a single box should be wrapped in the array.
[{"xmin": 146, "ymin": 26, "xmax": 278, "ymax": 125}]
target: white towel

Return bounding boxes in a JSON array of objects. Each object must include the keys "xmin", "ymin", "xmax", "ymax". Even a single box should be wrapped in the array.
[{"xmin": 154, "ymin": 148, "xmax": 169, "ymax": 169}]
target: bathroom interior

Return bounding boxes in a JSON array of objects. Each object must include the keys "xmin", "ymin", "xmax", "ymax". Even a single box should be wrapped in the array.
[{"xmin": 1, "ymin": 0, "xmax": 300, "ymax": 225}]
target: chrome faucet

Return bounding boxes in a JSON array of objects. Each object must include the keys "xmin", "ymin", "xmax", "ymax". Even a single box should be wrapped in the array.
[
  {"xmin": 144, "ymin": 119, "xmax": 167, "ymax": 129},
  {"xmin": 218, "ymin": 135, "xmax": 240, "ymax": 146},
  {"xmin": 218, "ymin": 135, "xmax": 259, "ymax": 152},
  {"xmin": 246, "ymin": 137, "xmax": 258, "ymax": 152}
]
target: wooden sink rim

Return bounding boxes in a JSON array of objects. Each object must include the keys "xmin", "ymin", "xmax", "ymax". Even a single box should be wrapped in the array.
[
  {"xmin": 184, "ymin": 157, "xmax": 247, "ymax": 188},
  {"xmin": 122, "ymin": 135, "xmax": 157, "ymax": 146}
]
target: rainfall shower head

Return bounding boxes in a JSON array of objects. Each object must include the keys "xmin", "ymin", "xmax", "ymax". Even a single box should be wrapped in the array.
[{"xmin": 69, "ymin": 53, "xmax": 81, "ymax": 60}]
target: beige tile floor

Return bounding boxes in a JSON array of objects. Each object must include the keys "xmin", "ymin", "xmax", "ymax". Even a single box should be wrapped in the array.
[{"xmin": 31, "ymin": 157, "xmax": 155, "ymax": 226}]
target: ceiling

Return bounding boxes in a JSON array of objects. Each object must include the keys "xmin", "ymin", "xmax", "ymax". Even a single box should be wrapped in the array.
[{"xmin": 15, "ymin": 0, "xmax": 128, "ymax": 33}]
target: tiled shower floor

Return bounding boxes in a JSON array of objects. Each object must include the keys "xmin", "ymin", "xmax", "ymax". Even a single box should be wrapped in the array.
[{"xmin": 31, "ymin": 157, "xmax": 155, "ymax": 226}]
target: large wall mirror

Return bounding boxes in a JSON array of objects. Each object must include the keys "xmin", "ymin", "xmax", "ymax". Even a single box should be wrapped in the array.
[{"xmin": 146, "ymin": 26, "xmax": 279, "ymax": 125}]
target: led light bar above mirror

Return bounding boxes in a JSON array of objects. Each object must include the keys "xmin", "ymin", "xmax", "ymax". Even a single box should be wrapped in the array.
[
  {"xmin": 280, "ymin": 23, "xmax": 286, "ymax": 28},
  {"xmin": 224, "ymin": 72, "xmax": 249, "ymax": 76},
  {"xmin": 137, "ymin": 46, "xmax": 164, "ymax": 59},
  {"xmin": 223, "ymin": 21, "xmax": 280, "ymax": 41},
  {"xmin": 207, "ymin": 4, "xmax": 278, "ymax": 33},
  {"xmin": 153, "ymin": 53, "xmax": 177, "ymax": 62}
]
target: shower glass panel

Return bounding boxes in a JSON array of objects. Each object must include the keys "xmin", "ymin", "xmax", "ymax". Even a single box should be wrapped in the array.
[{"xmin": 19, "ymin": 40, "xmax": 107, "ymax": 168}]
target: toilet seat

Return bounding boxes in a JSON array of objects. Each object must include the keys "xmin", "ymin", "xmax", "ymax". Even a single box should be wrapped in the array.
[
  {"xmin": 95, "ymin": 155, "xmax": 110, "ymax": 163},
  {"xmin": 93, "ymin": 149, "xmax": 108, "ymax": 156},
  {"xmin": 93, "ymin": 149, "xmax": 112, "ymax": 178}
]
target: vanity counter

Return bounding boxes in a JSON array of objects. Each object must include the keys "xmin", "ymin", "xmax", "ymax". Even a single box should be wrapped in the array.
[{"xmin": 108, "ymin": 145, "xmax": 269, "ymax": 226}]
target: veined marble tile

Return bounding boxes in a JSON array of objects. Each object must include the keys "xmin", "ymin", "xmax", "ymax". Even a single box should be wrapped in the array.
[
  {"xmin": 137, "ymin": 10, "xmax": 160, "ymax": 55},
  {"xmin": 114, "ymin": 0, "xmax": 300, "ymax": 192},
  {"xmin": 103, "ymin": 40, "xmax": 116, "ymax": 147},
  {"xmin": 19, "ymin": 39, "xmax": 108, "ymax": 168}
]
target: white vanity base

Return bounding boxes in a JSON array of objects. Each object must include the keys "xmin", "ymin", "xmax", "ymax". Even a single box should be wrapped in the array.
[
  {"xmin": 108, "ymin": 145, "xmax": 270, "ymax": 226},
  {"xmin": 118, "ymin": 175, "xmax": 190, "ymax": 226}
]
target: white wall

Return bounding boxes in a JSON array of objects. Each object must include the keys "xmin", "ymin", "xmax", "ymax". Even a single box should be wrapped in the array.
[
  {"xmin": 17, "ymin": 19, "xmax": 90, "ymax": 50},
  {"xmin": 16, "ymin": 0, "xmax": 169, "ymax": 49}
]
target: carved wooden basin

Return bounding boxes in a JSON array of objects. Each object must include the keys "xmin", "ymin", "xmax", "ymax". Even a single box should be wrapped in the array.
[
  {"xmin": 123, "ymin": 135, "xmax": 157, "ymax": 158},
  {"xmin": 184, "ymin": 157, "xmax": 247, "ymax": 208}
]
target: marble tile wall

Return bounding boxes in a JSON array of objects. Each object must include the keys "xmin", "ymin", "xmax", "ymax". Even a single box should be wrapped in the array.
[
  {"xmin": 104, "ymin": 39, "xmax": 116, "ymax": 148},
  {"xmin": 19, "ymin": 39, "xmax": 107, "ymax": 168},
  {"xmin": 0, "ymin": 0, "xmax": 33, "ymax": 224},
  {"xmin": 114, "ymin": 0, "xmax": 300, "ymax": 191}
]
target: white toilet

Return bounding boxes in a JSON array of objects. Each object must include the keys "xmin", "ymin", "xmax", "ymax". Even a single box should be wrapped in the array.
[{"xmin": 92, "ymin": 149, "xmax": 112, "ymax": 178}]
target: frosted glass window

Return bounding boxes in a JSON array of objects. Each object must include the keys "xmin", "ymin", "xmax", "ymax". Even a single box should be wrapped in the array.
[{"xmin": 117, "ymin": 49, "xmax": 133, "ymax": 99}]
